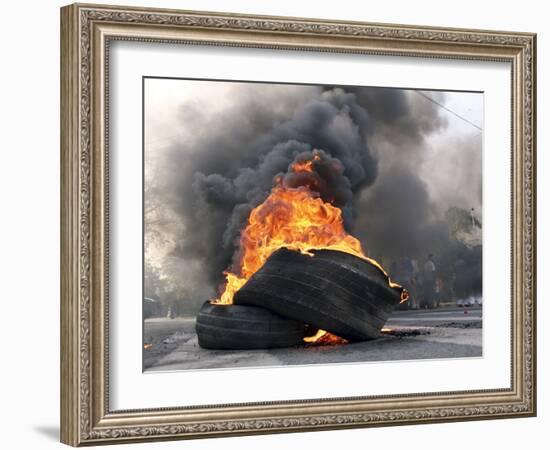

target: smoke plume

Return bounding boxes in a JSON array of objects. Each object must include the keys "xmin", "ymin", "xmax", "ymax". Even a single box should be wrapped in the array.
[{"xmin": 165, "ymin": 88, "xmax": 377, "ymax": 287}]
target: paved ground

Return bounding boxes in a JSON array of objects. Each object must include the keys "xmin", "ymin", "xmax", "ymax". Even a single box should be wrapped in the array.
[
  {"xmin": 386, "ymin": 306, "xmax": 482, "ymax": 327},
  {"xmin": 143, "ymin": 305, "xmax": 482, "ymax": 372}
]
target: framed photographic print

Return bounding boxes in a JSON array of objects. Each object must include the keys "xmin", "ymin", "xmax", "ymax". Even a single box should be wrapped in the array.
[{"xmin": 60, "ymin": 3, "xmax": 537, "ymax": 446}]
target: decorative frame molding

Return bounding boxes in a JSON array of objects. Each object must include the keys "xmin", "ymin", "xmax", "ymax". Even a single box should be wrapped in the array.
[{"xmin": 60, "ymin": 3, "xmax": 536, "ymax": 446}]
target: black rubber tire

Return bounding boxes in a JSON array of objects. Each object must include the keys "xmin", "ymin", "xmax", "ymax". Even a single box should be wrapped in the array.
[
  {"xmin": 234, "ymin": 248, "xmax": 404, "ymax": 342},
  {"xmin": 195, "ymin": 301, "xmax": 306, "ymax": 350}
]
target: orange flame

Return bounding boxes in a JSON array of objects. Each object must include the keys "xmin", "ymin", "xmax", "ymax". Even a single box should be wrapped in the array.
[
  {"xmin": 215, "ymin": 185, "xmax": 368, "ymax": 305},
  {"xmin": 290, "ymin": 160, "xmax": 314, "ymax": 173},
  {"xmin": 304, "ymin": 329, "xmax": 349, "ymax": 345},
  {"xmin": 291, "ymin": 153, "xmax": 321, "ymax": 173},
  {"xmin": 211, "ymin": 154, "xmax": 407, "ymax": 342}
]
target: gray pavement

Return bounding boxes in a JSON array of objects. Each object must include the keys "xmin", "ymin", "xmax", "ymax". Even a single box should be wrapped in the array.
[
  {"xmin": 386, "ymin": 306, "xmax": 482, "ymax": 327},
  {"xmin": 143, "ymin": 306, "xmax": 482, "ymax": 372}
]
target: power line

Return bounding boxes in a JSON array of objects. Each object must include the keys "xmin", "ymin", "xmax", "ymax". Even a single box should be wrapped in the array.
[{"xmin": 414, "ymin": 91, "xmax": 482, "ymax": 132}]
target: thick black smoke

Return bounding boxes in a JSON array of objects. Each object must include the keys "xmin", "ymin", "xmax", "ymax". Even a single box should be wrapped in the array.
[
  {"xmin": 282, "ymin": 149, "xmax": 351, "ymax": 208},
  {"xmin": 346, "ymin": 87, "xmax": 482, "ymax": 299},
  {"xmin": 350, "ymin": 87, "xmax": 447, "ymax": 146},
  {"xmin": 354, "ymin": 163, "xmax": 450, "ymax": 261},
  {"xmin": 166, "ymin": 88, "xmax": 377, "ymax": 288}
]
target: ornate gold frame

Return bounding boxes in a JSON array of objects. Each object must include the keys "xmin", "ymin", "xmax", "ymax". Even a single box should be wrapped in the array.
[{"xmin": 60, "ymin": 3, "xmax": 536, "ymax": 446}]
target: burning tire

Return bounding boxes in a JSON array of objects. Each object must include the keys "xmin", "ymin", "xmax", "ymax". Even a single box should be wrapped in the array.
[
  {"xmin": 195, "ymin": 301, "xmax": 306, "ymax": 350},
  {"xmin": 234, "ymin": 248, "xmax": 404, "ymax": 342}
]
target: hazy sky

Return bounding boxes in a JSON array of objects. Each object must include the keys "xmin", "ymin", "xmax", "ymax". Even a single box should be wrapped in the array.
[{"xmin": 145, "ymin": 80, "xmax": 482, "ymax": 153}]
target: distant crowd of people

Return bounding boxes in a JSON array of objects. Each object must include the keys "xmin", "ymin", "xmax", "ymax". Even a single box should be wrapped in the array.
[{"xmin": 390, "ymin": 254, "xmax": 442, "ymax": 309}]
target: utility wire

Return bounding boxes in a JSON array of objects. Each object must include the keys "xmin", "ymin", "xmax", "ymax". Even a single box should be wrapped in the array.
[{"xmin": 414, "ymin": 91, "xmax": 482, "ymax": 132}]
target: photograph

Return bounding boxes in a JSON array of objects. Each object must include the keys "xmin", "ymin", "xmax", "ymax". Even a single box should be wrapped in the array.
[{"xmin": 142, "ymin": 78, "xmax": 484, "ymax": 372}]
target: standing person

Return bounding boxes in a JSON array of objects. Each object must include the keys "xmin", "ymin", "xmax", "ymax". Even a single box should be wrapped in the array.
[
  {"xmin": 423, "ymin": 254, "xmax": 436, "ymax": 308},
  {"xmin": 410, "ymin": 259, "xmax": 420, "ymax": 309}
]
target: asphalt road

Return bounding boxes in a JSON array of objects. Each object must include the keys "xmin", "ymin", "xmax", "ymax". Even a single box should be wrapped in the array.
[
  {"xmin": 143, "ymin": 306, "xmax": 482, "ymax": 372},
  {"xmin": 386, "ymin": 306, "xmax": 482, "ymax": 327}
]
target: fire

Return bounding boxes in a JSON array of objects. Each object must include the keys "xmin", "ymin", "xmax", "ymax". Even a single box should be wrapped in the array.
[
  {"xmin": 212, "ymin": 153, "xmax": 407, "ymax": 343},
  {"xmin": 304, "ymin": 330, "xmax": 349, "ymax": 346},
  {"xmin": 215, "ymin": 185, "xmax": 367, "ymax": 305},
  {"xmin": 290, "ymin": 152, "xmax": 320, "ymax": 173}
]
